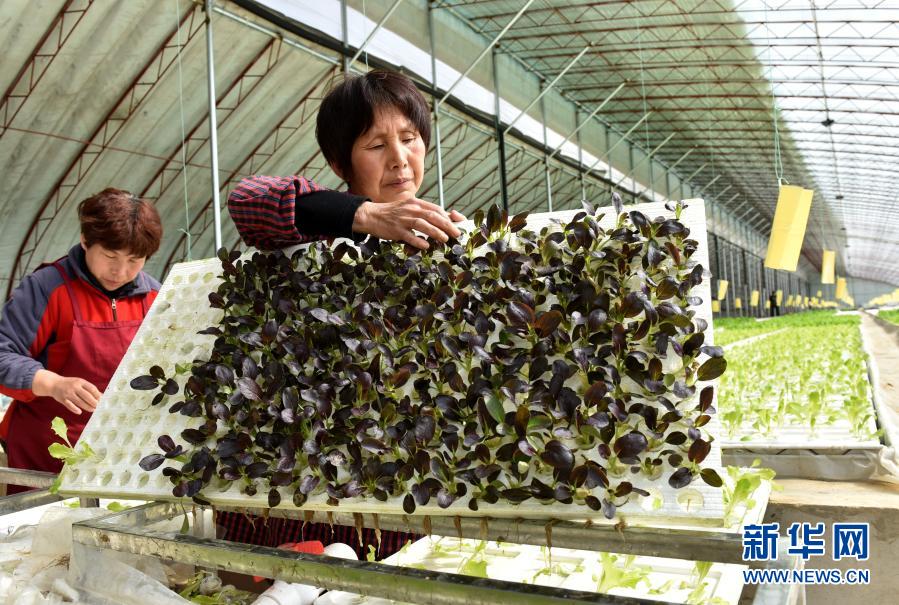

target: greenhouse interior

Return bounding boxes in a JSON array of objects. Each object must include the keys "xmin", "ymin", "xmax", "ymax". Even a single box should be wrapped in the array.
[{"xmin": 1, "ymin": 0, "xmax": 898, "ymax": 603}]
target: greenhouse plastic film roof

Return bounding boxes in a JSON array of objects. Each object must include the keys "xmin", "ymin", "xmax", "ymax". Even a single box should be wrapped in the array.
[
  {"xmin": 0, "ymin": 0, "xmax": 897, "ymax": 295},
  {"xmin": 442, "ymin": 0, "xmax": 899, "ymax": 287}
]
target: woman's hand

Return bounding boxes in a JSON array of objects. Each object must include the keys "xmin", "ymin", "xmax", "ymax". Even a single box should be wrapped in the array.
[
  {"xmin": 352, "ymin": 198, "xmax": 466, "ymax": 250},
  {"xmin": 32, "ymin": 369, "xmax": 101, "ymax": 415}
]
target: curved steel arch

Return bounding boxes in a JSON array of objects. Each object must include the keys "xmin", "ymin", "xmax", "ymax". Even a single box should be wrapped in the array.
[{"xmin": 5, "ymin": 4, "xmax": 203, "ymax": 300}]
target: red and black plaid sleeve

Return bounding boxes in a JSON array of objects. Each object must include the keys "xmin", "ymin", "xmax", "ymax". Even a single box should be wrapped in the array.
[
  {"xmin": 216, "ymin": 511, "xmax": 421, "ymax": 561},
  {"xmin": 227, "ymin": 175, "xmax": 328, "ymax": 250},
  {"xmin": 228, "ymin": 175, "xmax": 369, "ymax": 248}
]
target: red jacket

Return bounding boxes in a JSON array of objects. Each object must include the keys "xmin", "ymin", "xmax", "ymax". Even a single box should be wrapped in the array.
[{"xmin": 0, "ymin": 245, "xmax": 159, "ymax": 438}]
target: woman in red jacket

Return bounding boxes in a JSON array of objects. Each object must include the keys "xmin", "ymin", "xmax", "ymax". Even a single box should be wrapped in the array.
[
  {"xmin": 222, "ymin": 70, "xmax": 465, "ymax": 559},
  {"xmin": 0, "ymin": 188, "xmax": 162, "ymax": 492}
]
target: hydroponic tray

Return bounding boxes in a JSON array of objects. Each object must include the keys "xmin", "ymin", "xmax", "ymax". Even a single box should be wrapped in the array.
[
  {"xmin": 0, "ymin": 497, "xmax": 138, "ymax": 539},
  {"xmin": 58, "ymin": 200, "xmax": 731, "ymax": 526},
  {"xmin": 378, "ymin": 535, "xmax": 746, "ymax": 604},
  {"xmin": 199, "ymin": 478, "xmax": 777, "ymax": 605},
  {"xmin": 65, "ymin": 488, "xmax": 789, "ymax": 605},
  {"xmin": 716, "ymin": 314, "xmax": 885, "ymax": 481},
  {"xmin": 720, "ymin": 353, "xmax": 883, "ymax": 480}
]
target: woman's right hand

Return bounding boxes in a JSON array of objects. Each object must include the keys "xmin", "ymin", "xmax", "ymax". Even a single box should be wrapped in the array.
[
  {"xmin": 32, "ymin": 369, "xmax": 101, "ymax": 415},
  {"xmin": 352, "ymin": 198, "xmax": 466, "ymax": 250}
]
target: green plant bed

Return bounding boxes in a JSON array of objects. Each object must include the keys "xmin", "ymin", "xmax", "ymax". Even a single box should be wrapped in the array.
[
  {"xmin": 713, "ymin": 318, "xmax": 771, "ymax": 347},
  {"xmin": 714, "ymin": 318, "xmax": 763, "ymax": 331},
  {"xmin": 713, "ymin": 310, "xmax": 858, "ymax": 347},
  {"xmin": 714, "ymin": 327, "xmax": 774, "ymax": 347},
  {"xmin": 878, "ymin": 309, "xmax": 899, "ymax": 326},
  {"xmin": 767, "ymin": 310, "xmax": 859, "ymax": 328},
  {"xmin": 717, "ymin": 322, "xmax": 877, "ymax": 443}
]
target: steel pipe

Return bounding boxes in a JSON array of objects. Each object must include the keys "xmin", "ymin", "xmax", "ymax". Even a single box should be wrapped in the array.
[
  {"xmin": 348, "ymin": 0, "xmax": 405, "ymax": 69},
  {"xmin": 204, "ymin": 0, "xmax": 222, "ymax": 252},
  {"xmin": 439, "ymin": 0, "xmax": 535, "ymax": 104},
  {"xmin": 0, "ymin": 488, "xmax": 61, "ymax": 515}
]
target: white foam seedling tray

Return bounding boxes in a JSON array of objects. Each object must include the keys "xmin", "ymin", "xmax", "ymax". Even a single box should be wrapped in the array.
[
  {"xmin": 721, "ymin": 422, "xmax": 881, "ymax": 450},
  {"xmin": 59, "ymin": 200, "xmax": 730, "ymax": 526},
  {"xmin": 57, "ymin": 258, "xmax": 225, "ymax": 495}
]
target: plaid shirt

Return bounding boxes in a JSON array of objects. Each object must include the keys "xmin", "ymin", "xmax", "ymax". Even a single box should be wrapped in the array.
[
  {"xmin": 216, "ymin": 511, "xmax": 420, "ymax": 561},
  {"xmin": 227, "ymin": 175, "xmax": 328, "ymax": 250},
  {"xmin": 223, "ymin": 176, "xmax": 416, "ymax": 561}
]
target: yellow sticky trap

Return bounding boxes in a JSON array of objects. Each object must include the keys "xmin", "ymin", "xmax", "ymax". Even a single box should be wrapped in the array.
[
  {"xmin": 765, "ymin": 300, "xmax": 771, "ymax": 309},
  {"xmin": 776, "ymin": 290, "xmax": 783, "ymax": 305},
  {"xmin": 711, "ymin": 300, "xmax": 720, "ymax": 313},
  {"xmin": 735, "ymin": 297, "xmax": 742, "ymax": 309},
  {"xmin": 836, "ymin": 277, "xmax": 848, "ymax": 300},
  {"xmin": 750, "ymin": 290, "xmax": 759, "ymax": 306},
  {"xmin": 804, "ymin": 296, "xmax": 809, "ymax": 306},
  {"xmin": 764, "ymin": 185, "xmax": 814, "ymax": 271},
  {"xmin": 816, "ymin": 290, "xmax": 823, "ymax": 297},
  {"xmin": 821, "ymin": 250, "xmax": 835, "ymax": 284},
  {"xmin": 717, "ymin": 280, "xmax": 729, "ymax": 301},
  {"xmin": 786, "ymin": 295, "xmax": 794, "ymax": 306}
]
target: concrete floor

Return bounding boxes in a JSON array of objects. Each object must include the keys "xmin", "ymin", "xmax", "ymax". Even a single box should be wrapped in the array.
[
  {"xmin": 765, "ymin": 479, "xmax": 899, "ymax": 605},
  {"xmin": 862, "ymin": 313, "xmax": 899, "ymax": 443}
]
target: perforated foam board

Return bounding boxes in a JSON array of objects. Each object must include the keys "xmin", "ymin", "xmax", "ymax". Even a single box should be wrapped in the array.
[
  {"xmin": 721, "ymin": 421, "xmax": 881, "ymax": 451},
  {"xmin": 718, "ymin": 327, "xmax": 883, "ymax": 479},
  {"xmin": 59, "ymin": 200, "xmax": 731, "ymax": 526},
  {"xmin": 719, "ymin": 389, "xmax": 882, "ymax": 481}
]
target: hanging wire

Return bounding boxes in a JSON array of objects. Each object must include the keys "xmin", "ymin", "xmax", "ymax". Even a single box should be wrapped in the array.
[
  {"xmin": 635, "ymin": 19, "xmax": 650, "ymax": 152},
  {"xmin": 809, "ymin": 0, "xmax": 845, "ymax": 256},
  {"xmin": 762, "ymin": 0, "xmax": 786, "ymax": 185},
  {"xmin": 635, "ymin": 16, "xmax": 652, "ymax": 201},
  {"xmin": 764, "ymin": 1, "xmax": 832, "ymax": 270},
  {"xmin": 771, "ymin": 100, "xmax": 786, "ymax": 185},
  {"xmin": 173, "ymin": 0, "xmax": 192, "ymax": 260},
  {"xmin": 691, "ymin": 9, "xmax": 719, "ymax": 227},
  {"xmin": 703, "ymin": 48, "xmax": 716, "ymax": 202},
  {"xmin": 363, "ymin": 0, "xmax": 370, "ymax": 70}
]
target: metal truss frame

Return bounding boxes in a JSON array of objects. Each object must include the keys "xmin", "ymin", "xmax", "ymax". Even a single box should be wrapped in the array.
[
  {"xmin": 6, "ymin": 3, "xmax": 204, "ymax": 300},
  {"xmin": 438, "ymin": 0, "xmax": 899, "ymax": 286}
]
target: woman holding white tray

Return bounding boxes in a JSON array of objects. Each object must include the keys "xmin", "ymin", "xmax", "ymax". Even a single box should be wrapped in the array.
[{"xmin": 222, "ymin": 69, "xmax": 465, "ymax": 559}]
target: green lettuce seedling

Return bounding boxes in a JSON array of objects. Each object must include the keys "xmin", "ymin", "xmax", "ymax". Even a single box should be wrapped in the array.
[{"xmin": 47, "ymin": 416, "xmax": 97, "ymax": 493}]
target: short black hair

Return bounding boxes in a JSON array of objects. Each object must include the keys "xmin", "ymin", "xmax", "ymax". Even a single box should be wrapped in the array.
[{"xmin": 316, "ymin": 70, "xmax": 431, "ymax": 182}]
